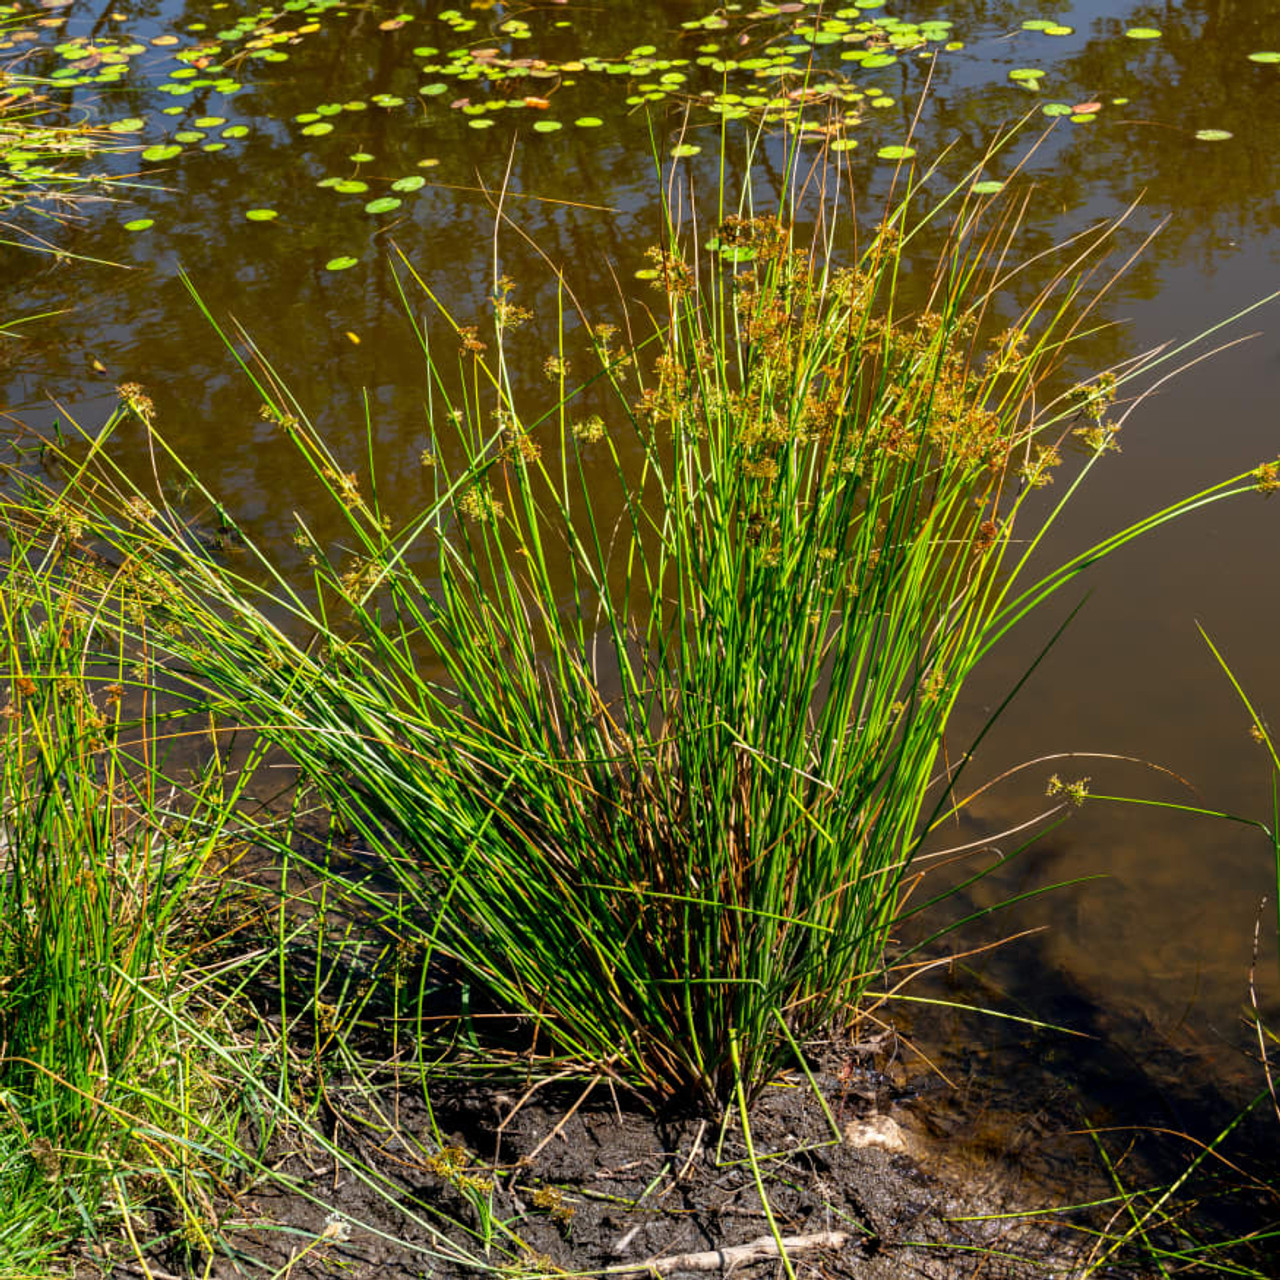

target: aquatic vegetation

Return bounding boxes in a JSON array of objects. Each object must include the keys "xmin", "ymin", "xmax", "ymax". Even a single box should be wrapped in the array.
[{"xmin": 9, "ymin": 133, "xmax": 1275, "ymax": 1110}]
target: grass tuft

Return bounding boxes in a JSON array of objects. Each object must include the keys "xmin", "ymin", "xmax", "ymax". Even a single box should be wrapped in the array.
[{"xmin": 4, "ymin": 144, "xmax": 1276, "ymax": 1114}]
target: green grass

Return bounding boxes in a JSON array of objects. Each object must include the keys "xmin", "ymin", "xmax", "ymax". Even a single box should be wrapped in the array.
[
  {"xmin": 0, "ymin": 522, "xmax": 270, "ymax": 1266},
  {"xmin": 4, "ymin": 140, "xmax": 1277, "ymax": 1118}
]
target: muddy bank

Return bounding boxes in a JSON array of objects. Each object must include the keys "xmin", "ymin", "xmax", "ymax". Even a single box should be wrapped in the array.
[{"xmin": 84, "ymin": 1014, "xmax": 1240, "ymax": 1280}]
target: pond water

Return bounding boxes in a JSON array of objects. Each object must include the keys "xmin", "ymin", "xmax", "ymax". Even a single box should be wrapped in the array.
[{"xmin": 4, "ymin": 0, "xmax": 1280, "ymax": 1181}]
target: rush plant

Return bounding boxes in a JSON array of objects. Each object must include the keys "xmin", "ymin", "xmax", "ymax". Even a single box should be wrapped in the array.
[{"xmin": 8, "ymin": 151, "xmax": 1277, "ymax": 1111}]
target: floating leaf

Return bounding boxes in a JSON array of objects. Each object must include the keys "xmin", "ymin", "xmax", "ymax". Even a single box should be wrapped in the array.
[
  {"xmin": 1247, "ymin": 50, "xmax": 1280, "ymax": 63},
  {"xmin": 349, "ymin": 151, "xmax": 374, "ymax": 163},
  {"xmin": 1125, "ymin": 27, "xmax": 1161, "ymax": 39},
  {"xmin": 468, "ymin": 118, "xmax": 495, "ymax": 129},
  {"xmin": 107, "ymin": 116, "xmax": 144, "ymax": 133},
  {"xmin": 195, "ymin": 116, "xmax": 226, "ymax": 128},
  {"xmin": 1071, "ymin": 101, "xmax": 1102, "ymax": 113},
  {"xmin": 245, "ymin": 207, "xmax": 279, "ymax": 220},
  {"xmin": 332, "ymin": 179, "xmax": 368, "ymax": 193},
  {"xmin": 971, "ymin": 179, "xmax": 1005, "ymax": 194},
  {"xmin": 390, "ymin": 175, "xmax": 425, "ymax": 192},
  {"xmin": 1193, "ymin": 128, "xmax": 1232, "ymax": 141},
  {"xmin": 364, "ymin": 196, "xmax": 402, "ymax": 214},
  {"xmin": 141, "ymin": 144, "xmax": 182, "ymax": 161},
  {"xmin": 532, "ymin": 119, "xmax": 562, "ymax": 132},
  {"xmin": 174, "ymin": 130, "xmax": 205, "ymax": 143},
  {"xmin": 575, "ymin": 116, "xmax": 603, "ymax": 127},
  {"xmin": 670, "ymin": 143, "xmax": 701, "ymax": 157},
  {"xmin": 123, "ymin": 217, "xmax": 153, "ymax": 230},
  {"xmin": 301, "ymin": 122, "xmax": 334, "ymax": 136},
  {"xmin": 876, "ymin": 144, "xmax": 916, "ymax": 160},
  {"xmin": 1042, "ymin": 102, "xmax": 1072, "ymax": 117},
  {"xmin": 222, "ymin": 125, "xmax": 249, "ymax": 138},
  {"xmin": 829, "ymin": 138, "xmax": 858, "ymax": 151},
  {"xmin": 325, "ymin": 256, "xmax": 358, "ymax": 271}
]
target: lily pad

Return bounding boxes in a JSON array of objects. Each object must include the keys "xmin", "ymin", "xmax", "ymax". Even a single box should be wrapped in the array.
[
  {"xmin": 532, "ymin": 119, "xmax": 562, "ymax": 132},
  {"xmin": 670, "ymin": 143, "xmax": 701, "ymax": 157},
  {"xmin": 971, "ymin": 179, "xmax": 1005, "ymax": 195},
  {"xmin": 123, "ymin": 217, "xmax": 153, "ymax": 230},
  {"xmin": 391, "ymin": 175, "xmax": 426, "ymax": 192},
  {"xmin": 575, "ymin": 116, "xmax": 603, "ymax": 127},
  {"xmin": 1193, "ymin": 128, "xmax": 1232, "ymax": 141},
  {"xmin": 1125, "ymin": 27, "xmax": 1161, "ymax": 39},
  {"xmin": 364, "ymin": 196, "xmax": 402, "ymax": 214},
  {"xmin": 141, "ymin": 144, "xmax": 182, "ymax": 162},
  {"xmin": 301, "ymin": 121, "xmax": 334, "ymax": 136},
  {"xmin": 245, "ymin": 208, "xmax": 279, "ymax": 220},
  {"xmin": 107, "ymin": 116, "xmax": 145, "ymax": 133},
  {"xmin": 324, "ymin": 256, "xmax": 358, "ymax": 271},
  {"xmin": 876, "ymin": 144, "xmax": 916, "ymax": 160},
  {"xmin": 1247, "ymin": 51, "xmax": 1280, "ymax": 63}
]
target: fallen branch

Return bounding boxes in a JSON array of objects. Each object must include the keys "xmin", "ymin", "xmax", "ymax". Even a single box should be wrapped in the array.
[{"xmin": 612, "ymin": 1230, "xmax": 850, "ymax": 1276}]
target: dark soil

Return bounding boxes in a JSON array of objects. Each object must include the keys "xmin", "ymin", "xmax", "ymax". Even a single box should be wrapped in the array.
[{"xmin": 81, "ymin": 1023, "xmax": 1151, "ymax": 1280}]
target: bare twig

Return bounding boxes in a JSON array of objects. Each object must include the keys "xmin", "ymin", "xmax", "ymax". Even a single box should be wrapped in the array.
[{"xmin": 611, "ymin": 1230, "xmax": 850, "ymax": 1276}]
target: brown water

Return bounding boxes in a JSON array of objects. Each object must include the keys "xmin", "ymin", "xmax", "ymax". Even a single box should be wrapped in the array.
[{"xmin": 4, "ymin": 0, "xmax": 1280, "ymax": 1159}]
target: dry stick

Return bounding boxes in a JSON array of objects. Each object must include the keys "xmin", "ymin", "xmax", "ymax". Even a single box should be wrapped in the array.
[
  {"xmin": 522, "ymin": 1072, "xmax": 603, "ymax": 1165},
  {"xmin": 612, "ymin": 1230, "xmax": 850, "ymax": 1276},
  {"xmin": 1249, "ymin": 903, "xmax": 1280, "ymax": 1127}
]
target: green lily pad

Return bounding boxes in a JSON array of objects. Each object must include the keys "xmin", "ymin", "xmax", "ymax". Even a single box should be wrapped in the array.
[
  {"xmin": 670, "ymin": 143, "xmax": 701, "ymax": 157},
  {"xmin": 1125, "ymin": 27, "xmax": 1161, "ymax": 39},
  {"xmin": 876, "ymin": 144, "xmax": 916, "ymax": 160},
  {"xmin": 246, "ymin": 208, "xmax": 279, "ymax": 220},
  {"xmin": 532, "ymin": 119, "xmax": 562, "ymax": 132},
  {"xmin": 325, "ymin": 256, "xmax": 358, "ymax": 271},
  {"xmin": 364, "ymin": 196, "xmax": 402, "ymax": 214},
  {"xmin": 390, "ymin": 175, "xmax": 426, "ymax": 192},
  {"xmin": 123, "ymin": 217, "xmax": 154, "ymax": 231},
  {"xmin": 141, "ymin": 144, "xmax": 182, "ymax": 161},
  {"xmin": 107, "ymin": 117, "xmax": 145, "ymax": 133},
  {"xmin": 332, "ymin": 179, "xmax": 368, "ymax": 193},
  {"xmin": 222, "ymin": 125, "xmax": 249, "ymax": 138},
  {"xmin": 1193, "ymin": 128, "xmax": 1232, "ymax": 141},
  {"xmin": 575, "ymin": 116, "xmax": 603, "ymax": 127},
  {"xmin": 349, "ymin": 152, "xmax": 374, "ymax": 163},
  {"xmin": 301, "ymin": 121, "xmax": 334, "ymax": 136},
  {"xmin": 1247, "ymin": 50, "xmax": 1280, "ymax": 63},
  {"xmin": 971, "ymin": 179, "xmax": 1005, "ymax": 194},
  {"xmin": 829, "ymin": 138, "xmax": 858, "ymax": 151}
]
